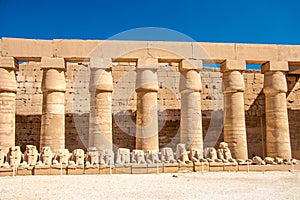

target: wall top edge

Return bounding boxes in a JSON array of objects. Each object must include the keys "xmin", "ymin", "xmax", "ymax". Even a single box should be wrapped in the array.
[{"xmin": 1, "ymin": 37, "xmax": 299, "ymax": 47}]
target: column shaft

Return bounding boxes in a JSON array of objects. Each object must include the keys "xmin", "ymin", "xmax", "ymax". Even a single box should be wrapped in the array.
[
  {"xmin": 179, "ymin": 68, "xmax": 203, "ymax": 152},
  {"xmin": 89, "ymin": 69, "xmax": 113, "ymax": 150},
  {"xmin": 136, "ymin": 91, "xmax": 158, "ymax": 150},
  {"xmin": 40, "ymin": 91, "xmax": 65, "ymax": 151},
  {"xmin": 264, "ymin": 71, "xmax": 291, "ymax": 159},
  {"xmin": 223, "ymin": 70, "xmax": 248, "ymax": 160},
  {"xmin": 0, "ymin": 63, "xmax": 17, "ymax": 154},
  {"xmin": 40, "ymin": 58, "xmax": 66, "ymax": 153},
  {"xmin": 135, "ymin": 64, "xmax": 159, "ymax": 151}
]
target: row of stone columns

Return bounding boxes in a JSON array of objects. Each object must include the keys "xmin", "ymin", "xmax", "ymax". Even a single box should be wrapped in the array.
[{"xmin": 0, "ymin": 56, "xmax": 293, "ymax": 160}]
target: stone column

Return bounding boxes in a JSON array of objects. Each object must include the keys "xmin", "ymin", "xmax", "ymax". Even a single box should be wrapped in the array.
[
  {"xmin": 0, "ymin": 57, "xmax": 17, "ymax": 154},
  {"xmin": 262, "ymin": 62, "xmax": 291, "ymax": 159},
  {"xmin": 179, "ymin": 60, "xmax": 203, "ymax": 153},
  {"xmin": 221, "ymin": 60, "xmax": 248, "ymax": 160},
  {"xmin": 136, "ymin": 58, "xmax": 159, "ymax": 151},
  {"xmin": 40, "ymin": 58, "xmax": 66, "ymax": 152},
  {"xmin": 89, "ymin": 62, "xmax": 113, "ymax": 150}
]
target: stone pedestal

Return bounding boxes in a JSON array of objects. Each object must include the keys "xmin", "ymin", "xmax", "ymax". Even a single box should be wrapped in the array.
[
  {"xmin": 40, "ymin": 58, "xmax": 66, "ymax": 153},
  {"xmin": 89, "ymin": 68, "xmax": 113, "ymax": 149},
  {"xmin": 131, "ymin": 164, "xmax": 148, "ymax": 174},
  {"xmin": 194, "ymin": 162, "xmax": 209, "ymax": 172},
  {"xmin": 147, "ymin": 163, "xmax": 163, "ymax": 174},
  {"xmin": 0, "ymin": 57, "xmax": 17, "ymax": 154},
  {"xmin": 50, "ymin": 165, "xmax": 67, "ymax": 175},
  {"xmin": 84, "ymin": 166, "xmax": 100, "ymax": 175},
  {"xmin": 17, "ymin": 166, "xmax": 34, "ymax": 176},
  {"xmin": 135, "ymin": 58, "xmax": 159, "ymax": 151},
  {"xmin": 67, "ymin": 166, "xmax": 84, "ymax": 175},
  {"xmin": 0, "ymin": 168, "xmax": 13, "ymax": 176},
  {"xmin": 162, "ymin": 163, "xmax": 178, "ymax": 173},
  {"xmin": 113, "ymin": 164, "xmax": 132, "ymax": 174},
  {"xmin": 179, "ymin": 60, "xmax": 203, "ymax": 152},
  {"xmin": 33, "ymin": 166, "xmax": 51, "ymax": 175},
  {"xmin": 263, "ymin": 68, "xmax": 291, "ymax": 159},
  {"xmin": 221, "ymin": 61, "xmax": 248, "ymax": 160}
]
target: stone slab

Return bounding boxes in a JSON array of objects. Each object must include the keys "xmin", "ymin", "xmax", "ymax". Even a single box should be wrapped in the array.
[
  {"xmin": 131, "ymin": 164, "xmax": 148, "ymax": 174},
  {"xmin": 178, "ymin": 163, "xmax": 194, "ymax": 172},
  {"xmin": 194, "ymin": 163, "xmax": 209, "ymax": 172},
  {"xmin": 113, "ymin": 165, "xmax": 132, "ymax": 174},
  {"xmin": 162, "ymin": 163, "xmax": 179, "ymax": 173},
  {"xmin": 17, "ymin": 167, "xmax": 34, "ymax": 176},
  {"xmin": 33, "ymin": 167, "xmax": 51, "ymax": 175},
  {"xmin": 0, "ymin": 168, "xmax": 13, "ymax": 176},
  {"xmin": 223, "ymin": 164, "xmax": 238, "ymax": 172},
  {"xmin": 209, "ymin": 163, "xmax": 225, "ymax": 172},
  {"xmin": 147, "ymin": 164, "xmax": 163, "ymax": 174},
  {"xmin": 99, "ymin": 166, "xmax": 113, "ymax": 174},
  {"xmin": 41, "ymin": 57, "xmax": 65, "ymax": 70},
  {"xmin": 67, "ymin": 167, "xmax": 84, "ymax": 175},
  {"xmin": 50, "ymin": 166, "xmax": 67, "ymax": 175},
  {"xmin": 84, "ymin": 167, "xmax": 100, "ymax": 175}
]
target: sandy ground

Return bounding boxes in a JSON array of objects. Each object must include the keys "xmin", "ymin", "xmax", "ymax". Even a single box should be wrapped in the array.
[{"xmin": 0, "ymin": 172, "xmax": 299, "ymax": 200}]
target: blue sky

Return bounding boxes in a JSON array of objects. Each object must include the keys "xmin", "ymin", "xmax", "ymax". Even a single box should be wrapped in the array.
[{"xmin": 0, "ymin": 0, "xmax": 299, "ymax": 44}]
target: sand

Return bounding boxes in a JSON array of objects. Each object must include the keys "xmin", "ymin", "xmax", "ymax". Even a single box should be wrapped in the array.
[{"xmin": 0, "ymin": 172, "xmax": 299, "ymax": 200}]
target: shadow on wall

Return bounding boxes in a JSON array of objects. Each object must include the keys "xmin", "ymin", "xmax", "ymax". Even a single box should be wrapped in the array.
[
  {"xmin": 65, "ymin": 113, "xmax": 89, "ymax": 152},
  {"xmin": 288, "ymin": 109, "xmax": 300, "ymax": 159},
  {"xmin": 245, "ymin": 91, "xmax": 266, "ymax": 158},
  {"xmin": 287, "ymin": 75, "xmax": 300, "ymax": 159},
  {"xmin": 16, "ymin": 115, "xmax": 41, "ymax": 152},
  {"xmin": 112, "ymin": 109, "xmax": 181, "ymax": 152}
]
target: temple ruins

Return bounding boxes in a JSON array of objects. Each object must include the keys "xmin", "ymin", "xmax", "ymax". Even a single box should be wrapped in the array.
[{"xmin": 0, "ymin": 37, "xmax": 299, "ymax": 175}]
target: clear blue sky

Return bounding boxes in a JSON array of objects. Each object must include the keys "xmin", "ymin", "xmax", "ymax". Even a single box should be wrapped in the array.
[{"xmin": 0, "ymin": 0, "xmax": 299, "ymax": 44}]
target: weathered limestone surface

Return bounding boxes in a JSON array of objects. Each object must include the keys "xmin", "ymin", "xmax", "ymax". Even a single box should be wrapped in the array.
[
  {"xmin": 40, "ymin": 57, "xmax": 66, "ymax": 152},
  {"xmin": 263, "ymin": 62, "xmax": 292, "ymax": 160},
  {"xmin": 0, "ymin": 57, "xmax": 17, "ymax": 154},
  {"xmin": 221, "ymin": 60, "xmax": 248, "ymax": 160},
  {"xmin": 135, "ymin": 58, "xmax": 159, "ymax": 151}
]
